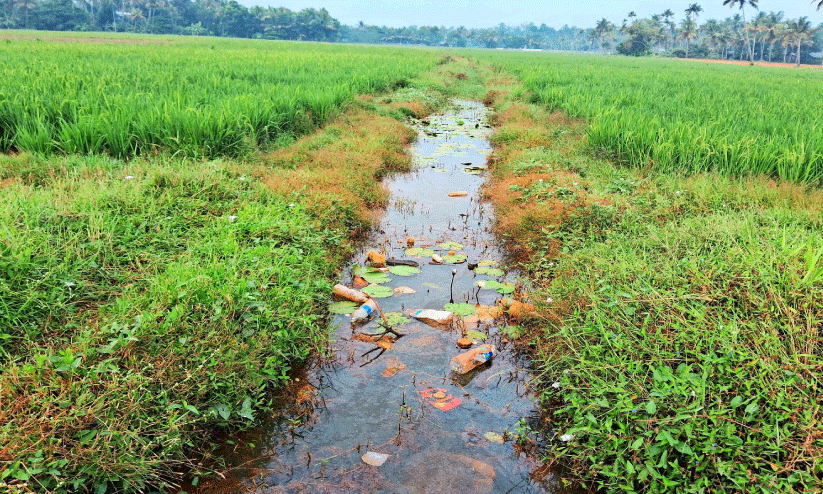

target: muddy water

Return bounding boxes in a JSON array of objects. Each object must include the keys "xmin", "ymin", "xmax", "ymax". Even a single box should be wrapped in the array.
[{"xmin": 194, "ymin": 101, "xmax": 564, "ymax": 494}]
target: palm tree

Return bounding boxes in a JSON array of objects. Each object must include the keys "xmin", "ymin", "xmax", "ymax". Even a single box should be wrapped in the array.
[
  {"xmin": 786, "ymin": 16, "xmax": 816, "ymax": 66},
  {"xmin": 679, "ymin": 18, "xmax": 699, "ymax": 57},
  {"xmin": 685, "ymin": 3, "xmax": 703, "ymax": 20},
  {"xmin": 594, "ymin": 18, "xmax": 615, "ymax": 53},
  {"xmin": 723, "ymin": 0, "xmax": 759, "ymax": 63}
]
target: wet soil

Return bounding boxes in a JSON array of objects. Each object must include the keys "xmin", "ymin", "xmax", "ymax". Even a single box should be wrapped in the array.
[{"xmin": 190, "ymin": 101, "xmax": 568, "ymax": 494}]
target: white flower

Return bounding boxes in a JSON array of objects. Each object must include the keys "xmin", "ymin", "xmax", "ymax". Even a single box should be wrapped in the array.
[
  {"xmin": 552, "ymin": 381, "xmax": 561, "ymax": 389},
  {"xmin": 560, "ymin": 434, "xmax": 574, "ymax": 442},
  {"xmin": 238, "ymin": 176, "xmax": 246, "ymax": 181},
  {"xmin": 546, "ymin": 297, "xmax": 553, "ymax": 303},
  {"xmin": 288, "ymin": 203, "xmax": 295, "ymax": 208},
  {"xmin": 547, "ymin": 262, "xmax": 554, "ymax": 267},
  {"xmin": 228, "ymin": 216, "xmax": 237, "ymax": 222},
  {"xmin": 563, "ymin": 369, "xmax": 571, "ymax": 374},
  {"xmin": 124, "ymin": 176, "xmax": 134, "ymax": 180},
  {"xmin": 477, "ymin": 280, "xmax": 487, "ymax": 288},
  {"xmin": 538, "ymin": 179, "xmax": 544, "ymax": 183}
]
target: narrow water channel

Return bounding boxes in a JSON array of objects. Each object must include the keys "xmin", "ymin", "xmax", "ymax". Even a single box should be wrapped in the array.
[{"xmin": 195, "ymin": 101, "xmax": 562, "ymax": 494}]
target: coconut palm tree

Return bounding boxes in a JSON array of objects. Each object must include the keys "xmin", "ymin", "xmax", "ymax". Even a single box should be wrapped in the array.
[
  {"xmin": 679, "ymin": 18, "xmax": 699, "ymax": 57},
  {"xmin": 685, "ymin": 3, "xmax": 703, "ymax": 20},
  {"xmin": 723, "ymin": 0, "xmax": 759, "ymax": 62},
  {"xmin": 594, "ymin": 17, "xmax": 615, "ymax": 53},
  {"xmin": 786, "ymin": 16, "xmax": 816, "ymax": 66}
]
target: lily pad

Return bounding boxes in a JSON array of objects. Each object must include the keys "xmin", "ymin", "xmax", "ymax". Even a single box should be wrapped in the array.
[
  {"xmin": 440, "ymin": 241, "xmax": 464, "ymax": 250},
  {"xmin": 478, "ymin": 260, "xmax": 499, "ymax": 266},
  {"xmin": 466, "ymin": 329, "xmax": 487, "ymax": 341},
  {"xmin": 389, "ymin": 265, "xmax": 422, "ymax": 276},
  {"xmin": 422, "ymin": 282, "xmax": 441, "ymax": 290},
  {"xmin": 476, "ymin": 280, "xmax": 502, "ymax": 290},
  {"xmin": 385, "ymin": 312, "xmax": 409, "ymax": 327},
  {"xmin": 496, "ymin": 282, "xmax": 516, "ymax": 294},
  {"xmin": 476, "ymin": 267, "xmax": 504, "ymax": 277},
  {"xmin": 443, "ymin": 254, "xmax": 467, "ymax": 264},
  {"xmin": 362, "ymin": 285, "xmax": 393, "ymax": 298},
  {"xmin": 405, "ymin": 247, "xmax": 435, "ymax": 257},
  {"xmin": 362, "ymin": 271, "xmax": 391, "ymax": 285},
  {"xmin": 329, "ymin": 301, "xmax": 359, "ymax": 315},
  {"xmin": 444, "ymin": 303, "xmax": 476, "ymax": 317}
]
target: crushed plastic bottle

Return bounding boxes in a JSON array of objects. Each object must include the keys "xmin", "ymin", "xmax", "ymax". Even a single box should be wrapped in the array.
[
  {"xmin": 351, "ymin": 299, "xmax": 380, "ymax": 325},
  {"xmin": 450, "ymin": 344, "xmax": 497, "ymax": 374}
]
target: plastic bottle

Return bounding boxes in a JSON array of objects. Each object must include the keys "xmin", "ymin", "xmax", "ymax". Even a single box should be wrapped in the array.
[
  {"xmin": 450, "ymin": 344, "xmax": 497, "ymax": 374},
  {"xmin": 333, "ymin": 284, "xmax": 368, "ymax": 304},
  {"xmin": 351, "ymin": 299, "xmax": 380, "ymax": 325}
]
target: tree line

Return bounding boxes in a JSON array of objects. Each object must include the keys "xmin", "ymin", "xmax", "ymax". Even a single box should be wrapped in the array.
[{"xmin": 1, "ymin": 0, "xmax": 821, "ymax": 64}]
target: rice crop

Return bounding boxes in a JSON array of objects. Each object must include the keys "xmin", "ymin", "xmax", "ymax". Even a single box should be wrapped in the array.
[
  {"xmin": 0, "ymin": 36, "xmax": 436, "ymax": 159},
  {"xmin": 478, "ymin": 52, "xmax": 823, "ymax": 184}
]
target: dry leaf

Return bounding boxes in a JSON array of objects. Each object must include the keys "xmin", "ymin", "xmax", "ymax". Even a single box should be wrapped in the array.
[
  {"xmin": 382, "ymin": 362, "xmax": 406, "ymax": 378},
  {"xmin": 448, "ymin": 191, "xmax": 468, "ymax": 197}
]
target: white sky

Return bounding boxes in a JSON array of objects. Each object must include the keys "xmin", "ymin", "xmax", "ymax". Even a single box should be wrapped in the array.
[{"xmin": 234, "ymin": 0, "xmax": 823, "ymax": 28}]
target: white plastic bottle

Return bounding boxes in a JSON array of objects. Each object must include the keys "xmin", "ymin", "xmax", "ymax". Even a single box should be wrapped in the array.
[{"xmin": 351, "ymin": 299, "xmax": 379, "ymax": 325}]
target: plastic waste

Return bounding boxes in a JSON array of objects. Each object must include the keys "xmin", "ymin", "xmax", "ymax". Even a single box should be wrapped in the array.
[
  {"xmin": 351, "ymin": 299, "xmax": 380, "ymax": 325},
  {"xmin": 419, "ymin": 387, "xmax": 461, "ymax": 411},
  {"xmin": 333, "ymin": 284, "xmax": 368, "ymax": 304},
  {"xmin": 450, "ymin": 344, "xmax": 497, "ymax": 374},
  {"xmin": 413, "ymin": 309, "xmax": 453, "ymax": 326}
]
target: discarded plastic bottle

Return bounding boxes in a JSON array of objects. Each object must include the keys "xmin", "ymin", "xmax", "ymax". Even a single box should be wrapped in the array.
[
  {"xmin": 333, "ymin": 284, "xmax": 368, "ymax": 304},
  {"xmin": 450, "ymin": 344, "xmax": 497, "ymax": 374},
  {"xmin": 351, "ymin": 299, "xmax": 379, "ymax": 325}
]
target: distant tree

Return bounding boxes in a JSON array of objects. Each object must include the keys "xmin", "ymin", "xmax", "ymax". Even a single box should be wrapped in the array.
[
  {"xmin": 723, "ymin": 0, "xmax": 759, "ymax": 62},
  {"xmin": 593, "ymin": 17, "xmax": 615, "ymax": 53},
  {"xmin": 685, "ymin": 3, "xmax": 703, "ymax": 20},
  {"xmin": 679, "ymin": 18, "xmax": 699, "ymax": 57},
  {"xmin": 786, "ymin": 16, "xmax": 816, "ymax": 66},
  {"xmin": 617, "ymin": 18, "xmax": 663, "ymax": 56}
]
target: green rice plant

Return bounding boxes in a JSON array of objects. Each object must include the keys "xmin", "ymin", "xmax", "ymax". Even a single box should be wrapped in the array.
[
  {"xmin": 0, "ymin": 36, "xmax": 438, "ymax": 159},
  {"xmin": 475, "ymin": 52, "xmax": 823, "ymax": 185}
]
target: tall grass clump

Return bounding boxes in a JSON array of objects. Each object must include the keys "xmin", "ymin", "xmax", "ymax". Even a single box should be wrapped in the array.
[
  {"xmin": 0, "ymin": 36, "xmax": 437, "ymax": 159},
  {"xmin": 478, "ymin": 52, "xmax": 823, "ymax": 185},
  {"xmin": 0, "ymin": 158, "xmax": 352, "ymax": 492}
]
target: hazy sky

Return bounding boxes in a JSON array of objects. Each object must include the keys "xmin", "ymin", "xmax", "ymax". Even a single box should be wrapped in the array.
[{"xmin": 234, "ymin": 0, "xmax": 823, "ymax": 28}]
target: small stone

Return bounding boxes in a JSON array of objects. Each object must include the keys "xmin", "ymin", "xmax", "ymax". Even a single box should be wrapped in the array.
[{"xmin": 362, "ymin": 451, "xmax": 390, "ymax": 466}]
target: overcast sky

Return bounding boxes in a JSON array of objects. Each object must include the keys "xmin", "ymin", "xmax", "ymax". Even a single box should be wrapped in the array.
[{"xmin": 234, "ymin": 0, "xmax": 823, "ymax": 28}]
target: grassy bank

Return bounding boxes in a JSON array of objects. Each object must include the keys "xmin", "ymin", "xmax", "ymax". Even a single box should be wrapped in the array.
[
  {"xmin": 480, "ymin": 62, "xmax": 823, "ymax": 492},
  {"xmin": 0, "ymin": 37, "xmax": 451, "ymax": 493}
]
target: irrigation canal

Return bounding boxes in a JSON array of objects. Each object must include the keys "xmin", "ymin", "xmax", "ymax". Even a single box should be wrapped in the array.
[{"xmin": 193, "ymin": 101, "xmax": 568, "ymax": 494}]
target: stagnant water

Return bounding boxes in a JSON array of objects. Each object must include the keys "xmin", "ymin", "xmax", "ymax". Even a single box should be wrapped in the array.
[{"xmin": 191, "ymin": 101, "xmax": 567, "ymax": 494}]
